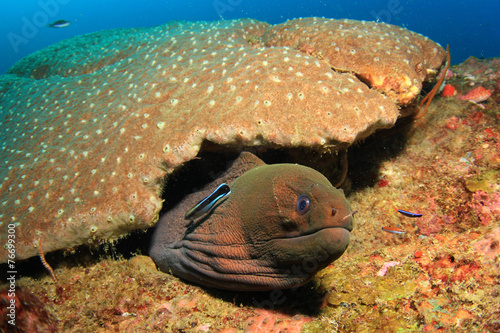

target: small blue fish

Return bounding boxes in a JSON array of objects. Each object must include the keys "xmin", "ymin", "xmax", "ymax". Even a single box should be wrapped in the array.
[
  {"xmin": 184, "ymin": 183, "xmax": 231, "ymax": 220},
  {"xmin": 397, "ymin": 209, "xmax": 422, "ymax": 218},
  {"xmin": 47, "ymin": 20, "xmax": 70, "ymax": 28}
]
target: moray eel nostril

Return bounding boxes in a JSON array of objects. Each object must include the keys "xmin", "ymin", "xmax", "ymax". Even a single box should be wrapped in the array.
[{"xmin": 150, "ymin": 152, "xmax": 354, "ymax": 291}]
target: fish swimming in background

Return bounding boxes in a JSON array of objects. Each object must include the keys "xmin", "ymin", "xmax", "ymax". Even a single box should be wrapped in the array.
[
  {"xmin": 47, "ymin": 20, "xmax": 70, "ymax": 28},
  {"xmin": 382, "ymin": 226, "xmax": 406, "ymax": 234},
  {"xmin": 397, "ymin": 209, "xmax": 422, "ymax": 218},
  {"xmin": 150, "ymin": 152, "xmax": 354, "ymax": 291},
  {"xmin": 457, "ymin": 86, "xmax": 492, "ymax": 103}
]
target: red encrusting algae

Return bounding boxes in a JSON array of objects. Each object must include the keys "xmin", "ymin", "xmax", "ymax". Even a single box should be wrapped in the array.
[
  {"xmin": 457, "ymin": 86, "xmax": 492, "ymax": 103},
  {"xmin": 441, "ymin": 83, "xmax": 456, "ymax": 97}
]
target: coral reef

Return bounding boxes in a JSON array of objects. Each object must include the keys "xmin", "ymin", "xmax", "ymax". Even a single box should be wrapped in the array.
[
  {"xmin": 444, "ymin": 56, "xmax": 500, "ymax": 104},
  {"xmin": 0, "ymin": 18, "xmax": 445, "ymax": 262},
  {"xmin": 3, "ymin": 54, "xmax": 498, "ymax": 332}
]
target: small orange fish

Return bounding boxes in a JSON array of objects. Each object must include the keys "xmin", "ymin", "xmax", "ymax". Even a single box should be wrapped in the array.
[
  {"xmin": 457, "ymin": 86, "xmax": 492, "ymax": 103},
  {"xmin": 382, "ymin": 226, "xmax": 406, "ymax": 234}
]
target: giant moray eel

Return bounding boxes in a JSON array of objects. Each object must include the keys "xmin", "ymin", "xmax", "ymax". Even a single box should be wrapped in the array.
[{"xmin": 150, "ymin": 152, "xmax": 354, "ymax": 291}]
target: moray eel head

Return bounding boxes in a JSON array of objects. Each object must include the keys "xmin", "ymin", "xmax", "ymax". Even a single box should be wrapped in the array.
[
  {"xmin": 150, "ymin": 153, "xmax": 354, "ymax": 291},
  {"xmin": 235, "ymin": 164, "xmax": 354, "ymax": 290}
]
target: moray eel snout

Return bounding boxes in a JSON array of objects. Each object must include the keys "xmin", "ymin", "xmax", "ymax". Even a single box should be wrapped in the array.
[{"xmin": 150, "ymin": 152, "xmax": 354, "ymax": 291}]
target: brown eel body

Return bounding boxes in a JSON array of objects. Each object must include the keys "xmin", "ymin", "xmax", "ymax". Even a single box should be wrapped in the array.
[{"xmin": 150, "ymin": 152, "xmax": 354, "ymax": 291}]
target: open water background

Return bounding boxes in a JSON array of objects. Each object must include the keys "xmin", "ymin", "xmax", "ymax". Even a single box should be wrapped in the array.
[{"xmin": 1, "ymin": 0, "xmax": 499, "ymax": 74}]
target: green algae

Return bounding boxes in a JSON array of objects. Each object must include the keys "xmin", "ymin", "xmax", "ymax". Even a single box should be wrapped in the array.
[{"xmin": 465, "ymin": 169, "xmax": 500, "ymax": 193}]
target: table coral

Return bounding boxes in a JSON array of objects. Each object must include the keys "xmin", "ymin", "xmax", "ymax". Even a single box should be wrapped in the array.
[
  {"xmin": 0, "ymin": 18, "xmax": 445, "ymax": 262},
  {"xmin": 262, "ymin": 17, "xmax": 446, "ymax": 106}
]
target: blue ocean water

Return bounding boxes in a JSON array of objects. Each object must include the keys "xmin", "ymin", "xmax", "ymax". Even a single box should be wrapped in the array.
[{"xmin": 1, "ymin": 0, "xmax": 499, "ymax": 74}]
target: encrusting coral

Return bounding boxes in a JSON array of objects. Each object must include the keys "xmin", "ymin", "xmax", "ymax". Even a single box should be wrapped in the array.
[{"xmin": 0, "ymin": 18, "xmax": 445, "ymax": 262}]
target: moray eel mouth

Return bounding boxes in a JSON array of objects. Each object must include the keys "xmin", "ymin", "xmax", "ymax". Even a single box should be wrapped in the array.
[
  {"xmin": 262, "ymin": 217, "xmax": 353, "ymax": 265},
  {"xmin": 284, "ymin": 226, "xmax": 352, "ymax": 251},
  {"xmin": 292, "ymin": 215, "xmax": 354, "ymax": 237}
]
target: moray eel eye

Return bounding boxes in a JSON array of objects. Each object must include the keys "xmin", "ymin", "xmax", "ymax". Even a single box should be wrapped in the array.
[{"xmin": 296, "ymin": 195, "xmax": 311, "ymax": 214}]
